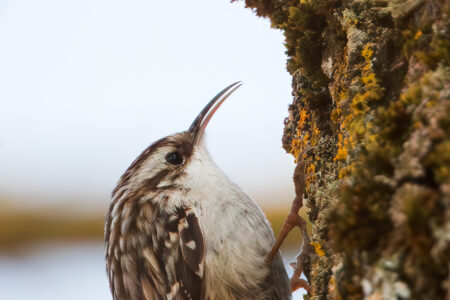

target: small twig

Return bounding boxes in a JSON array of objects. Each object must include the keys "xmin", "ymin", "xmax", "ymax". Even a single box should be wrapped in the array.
[{"xmin": 266, "ymin": 146, "xmax": 316, "ymax": 293}]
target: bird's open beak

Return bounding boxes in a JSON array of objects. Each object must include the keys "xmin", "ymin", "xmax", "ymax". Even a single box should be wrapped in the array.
[{"xmin": 188, "ymin": 81, "xmax": 242, "ymax": 145}]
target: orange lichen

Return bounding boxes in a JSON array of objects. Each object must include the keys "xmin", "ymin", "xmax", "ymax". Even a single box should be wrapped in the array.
[
  {"xmin": 291, "ymin": 139, "xmax": 302, "ymax": 160},
  {"xmin": 290, "ymin": 131, "xmax": 310, "ymax": 162},
  {"xmin": 311, "ymin": 123, "xmax": 321, "ymax": 146},
  {"xmin": 414, "ymin": 30, "xmax": 422, "ymax": 40},
  {"xmin": 297, "ymin": 109, "xmax": 310, "ymax": 135},
  {"xmin": 306, "ymin": 162, "xmax": 317, "ymax": 187},
  {"xmin": 335, "ymin": 133, "xmax": 348, "ymax": 160},
  {"xmin": 290, "ymin": 108, "xmax": 313, "ymax": 161},
  {"xmin": 310, "ymin": 241, "xmax": 325, "ymax": 257},
  {"xmin": 361, "ymin": 44, "xmax": 373, "ymax": 60},
  {"xmin": 332, "ymin": 89, "xmax": 348, "ymax": 123}
]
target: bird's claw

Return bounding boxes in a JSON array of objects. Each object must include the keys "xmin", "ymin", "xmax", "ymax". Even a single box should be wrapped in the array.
[{"xmin": 291, "ymin": 278, "xmax": 311, "ymax": 293}]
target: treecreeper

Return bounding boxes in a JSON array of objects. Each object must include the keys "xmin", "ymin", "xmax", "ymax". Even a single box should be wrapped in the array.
[{"xmin": 104, "ymin": 82, "xmax": 292, "ymax": 300}]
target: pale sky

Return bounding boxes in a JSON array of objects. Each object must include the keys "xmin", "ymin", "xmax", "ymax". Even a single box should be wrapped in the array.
[{"xmin": 0, "ymin": 0, "xmax": 296, "ymax": 208}]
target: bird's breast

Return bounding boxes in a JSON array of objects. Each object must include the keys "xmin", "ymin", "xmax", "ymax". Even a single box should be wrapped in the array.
[{"xmin": 190, "ymin": 187, "xmax": 276, "ymax": 299}]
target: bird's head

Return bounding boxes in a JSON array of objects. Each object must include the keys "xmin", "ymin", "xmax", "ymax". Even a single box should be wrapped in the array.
[{"xmin": 113, "ymin": 82, "xmax": 242, "ymax": 195}]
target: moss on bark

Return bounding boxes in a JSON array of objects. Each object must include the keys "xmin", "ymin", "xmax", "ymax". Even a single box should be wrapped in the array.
[{"xmin": 234, "ymin": 0, "xmax": 449, "ymax": 298}]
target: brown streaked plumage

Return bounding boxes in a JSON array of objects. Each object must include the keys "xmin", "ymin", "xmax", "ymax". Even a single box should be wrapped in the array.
[{"xmin": 105, "ymin": 82, "xmax": 291, "ymax": 299}]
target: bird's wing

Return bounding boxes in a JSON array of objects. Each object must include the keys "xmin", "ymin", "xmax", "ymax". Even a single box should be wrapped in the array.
[{"xmin": 139, "ymin": 206, "xmax": 205, "ymax": 300}]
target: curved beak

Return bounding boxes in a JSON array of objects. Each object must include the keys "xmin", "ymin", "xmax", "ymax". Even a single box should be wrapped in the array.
[{"xmin": 188, "ymin": 81, "xmax": 242, "ymax": 145}]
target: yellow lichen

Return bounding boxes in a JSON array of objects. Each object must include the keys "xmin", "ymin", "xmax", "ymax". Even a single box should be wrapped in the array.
[
  {"xmin": 351, "ymin": 44, "xmax": 384, "ymax": 115},
  {"xmin": 338, "ymin": 166, "xmax": 350, "ymax": 178},
  {"xmin": 335, "ymin": 44, "xmax": 384, "ymax": 163}
]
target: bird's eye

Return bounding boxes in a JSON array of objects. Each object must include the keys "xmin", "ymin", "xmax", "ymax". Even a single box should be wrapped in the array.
[{"xmin": 165, "ymin": 152, "xmax": 183, "ymax": 165}]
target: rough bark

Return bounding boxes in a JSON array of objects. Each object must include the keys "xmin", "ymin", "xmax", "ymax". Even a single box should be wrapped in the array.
[{"xmin": 235, "ymin": 0, "xmax": 449, "ymax": 299}]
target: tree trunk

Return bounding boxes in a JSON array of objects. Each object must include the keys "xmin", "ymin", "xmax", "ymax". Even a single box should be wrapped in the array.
[{"xmin": 235, "ymin": 0, "xmax": 449, "ymax": 299}]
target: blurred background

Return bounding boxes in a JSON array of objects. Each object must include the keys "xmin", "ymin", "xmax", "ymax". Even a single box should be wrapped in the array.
[{"xmin": 0, "ymin": 0, "xmax": 307, "ymax": 299}]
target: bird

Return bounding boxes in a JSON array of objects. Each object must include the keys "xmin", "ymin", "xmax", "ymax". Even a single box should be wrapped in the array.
[{"xmin": 104, "ymin": 82, "xmax": 291, "ymax": 300}]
